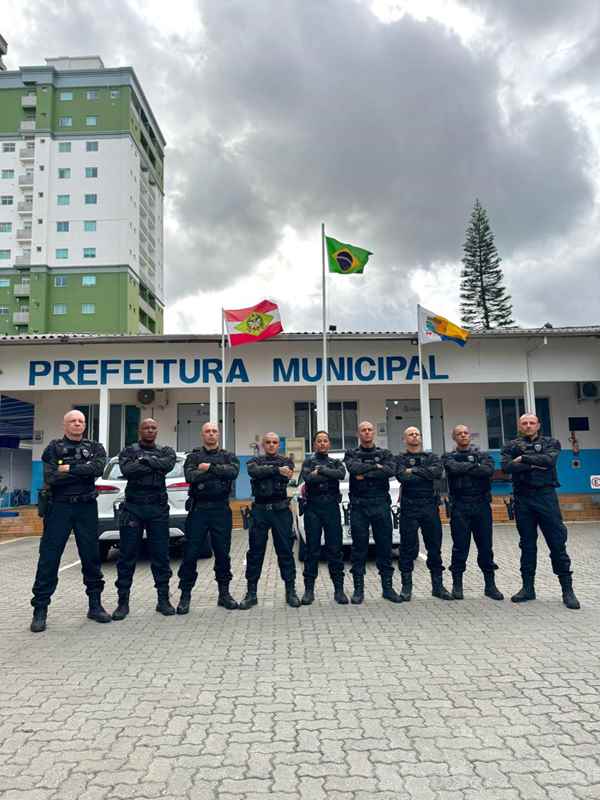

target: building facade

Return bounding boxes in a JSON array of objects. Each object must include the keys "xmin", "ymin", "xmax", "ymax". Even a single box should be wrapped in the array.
[
  {"xmin": 0, "ymin": 56, "xmax": 165, "ymax": 335},
  {"xmin": 0, "ymin": 327, "xmax": 599, "ymax": 503}
]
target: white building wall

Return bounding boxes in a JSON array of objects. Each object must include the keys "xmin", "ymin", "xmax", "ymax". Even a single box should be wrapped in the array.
[
  {"xmin": 43, "ymin": 137, "xmax": 137, "ymax": 268},
  {"xmin": 0, "ymin": 139, "xmax": 19, "ymax": 265}
]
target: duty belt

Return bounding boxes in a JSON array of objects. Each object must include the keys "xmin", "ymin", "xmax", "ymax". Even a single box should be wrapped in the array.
[
  {"xmin": 193, "ymin": 499, "xmax": 229, "ymax": 508},
  {"xmin": 55, "ymin": 491, "xmax": 97, "ymax": 504},
  {"xmin": 126, "ymin": 492, "xmax": 167, "ymax": 505},
  {"xmin": 307, "ymin": 494, "xmax": 340, "ymax": 504},
  {"xmin": 253, "ymin": 499, "xmax": 290, "ymax": 511},
  {"xmin": 349, "ymin": 496, "xmax": 389, "ymax": 506}
]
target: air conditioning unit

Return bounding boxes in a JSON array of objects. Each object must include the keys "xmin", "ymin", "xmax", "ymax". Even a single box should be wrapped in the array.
[
  {"xmin": 136, "ymin": 389, "xmax": 169, "ymax": 408},
  {"xmin": 137, "ymin": 388, "xmax": 155, "ymax": 406},
  {"xmin": 576, "ymin": 382, "xmax": 600, "ymax": 401}
]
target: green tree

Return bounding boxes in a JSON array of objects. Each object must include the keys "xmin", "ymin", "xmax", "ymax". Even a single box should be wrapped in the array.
[{"xmin": 460, "ymin": 199, "xmax": 514, "ymax": 328}]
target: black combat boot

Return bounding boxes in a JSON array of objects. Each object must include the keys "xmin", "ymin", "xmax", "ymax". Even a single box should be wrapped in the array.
[
  {"xmin": 483, "ymin": 572, "xmax": 504, "ymax": 601},
  {"xmin": 176, "ymin": 591, "xmax": 191, "ymax": 615},
  {"xmin": 559, "ymin": 575, "xmax": 581, "ymax": 610},
  {"xmin": 351, "ymin": 574, "xmax": 364, "ymax": 605},
  {"xmin": 332, "ymin": 576, "xmax": 349, "ymax": 605},
  {"xmin": 285, "ymin": 580, "xmax": 301, "ymax": 608},
  {"xmin": 30, "ymin": 606, "xmax": 47, "ymax": 633},
  {"xmin": 431, "ymin": 574, "xmax": 453, "ymax": 601},
  {"xmin": 451, "ymin": 574, "xmax": 464, "ymax": 600},
  {"xmin": 217, "ymin": 583, "xmax": 239, "ymax": 610},
  {"xmin": 156, "ymin": 589, "xmax": 176, "ymax": 616},
  {"xmin": 381, "ymin": 575, "xmax": 403, "ymax": 603},
  {"xmin": 301, "ymin": 578, "xmax": 315, "ymax": 605},
  {"xmin": 87, "ymin": 592, "xmax": 112, "ymax": 623},
  {"xmin": 399, "ymin": 572, "xmax": 413, "ymax": 602},
  {"xmin": 511, "ymin": 578, "xmax": 536, "ymax": 603},
  {"xmin": 238, "ymin": 582, "xmax": 258, "ymax": 610},
  {"xmin": 112, "ymin": 592, "xmax": 130, "ymax": 620}
]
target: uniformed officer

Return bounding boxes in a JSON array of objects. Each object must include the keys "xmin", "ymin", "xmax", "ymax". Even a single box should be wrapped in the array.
[
  {"xmin": 501, "ymin": 413, "xmax": 580, "ymax": 609},
  {"xmin": 112, "ymin": 418, "xmax": 177, "ymax": 619},
  {"xmin": 344, "ymin": 420, "xmax": 402, "ymax": 604},
  {"xmin": 300, "ymin": 430, "xmax": 348, "ymax": 605},
  {"xmin": 239, "ymin": 432, "xmax": 300, "ymax": 609},
  {"xmin": 396, "ymin": 426, "xmax": 452, "ymax": 601},
  {"xmin": 176, "ymin": 421, "xmax": 240, "ymax": 614},
  {"xmin": 442, "ymin": 425, "xmax": 503, "ymax": 601},
  {"xmin": 30, "ymin": 409, "xmax": 111, "ymax": 633}
]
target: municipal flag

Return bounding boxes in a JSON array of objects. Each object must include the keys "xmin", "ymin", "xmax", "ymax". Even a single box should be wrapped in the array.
[
  {"xmin": 418, "ymin": 305, "xmax": 469, "ymax": 347},
  {"xmin": 224, "ymin": 300, "xmax": 283, "ymax": 347},
  {"xmin": 326, "ymin": 236, "xmax": 372, "ymax": 274}
]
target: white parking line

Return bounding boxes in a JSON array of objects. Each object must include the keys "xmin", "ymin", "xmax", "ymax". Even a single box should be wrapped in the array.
[
  {"xmin": 58, "ymin": 560, "xmax": 81, "ymax": 572},
  {"xmin": 0, "ymin": 535, "xmax": 38, "ymax": 545}
]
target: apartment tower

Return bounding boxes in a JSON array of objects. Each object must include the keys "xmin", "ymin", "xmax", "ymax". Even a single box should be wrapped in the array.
[{"xmin": 0, "ymin": 56, "xmax": 165, "ymax": 334}]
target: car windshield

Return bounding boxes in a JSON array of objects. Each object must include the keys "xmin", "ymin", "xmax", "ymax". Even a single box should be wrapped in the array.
[{"xmin": 104, "ymin": 458, "xmax": 185, "ymax": 480}]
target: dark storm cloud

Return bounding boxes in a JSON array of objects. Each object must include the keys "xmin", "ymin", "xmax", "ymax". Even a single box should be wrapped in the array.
[
  {"xmin": 167, "ymin": 0, "xmax": 594, "ymax": 309},
  {"xmin": 5, "ymin": 0, "xmax": 598, "ymax": 329}
]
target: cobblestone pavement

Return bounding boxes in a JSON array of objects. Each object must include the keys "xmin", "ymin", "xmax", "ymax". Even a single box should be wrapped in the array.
[{"xmin": 1, "ymin": 523, "xmax": 600, "ymax": 800}]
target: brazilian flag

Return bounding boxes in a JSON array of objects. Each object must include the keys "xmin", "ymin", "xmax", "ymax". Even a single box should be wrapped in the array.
[{"xmin": 326, "ymin": 236, "xmax": 372, "ymax": 275}]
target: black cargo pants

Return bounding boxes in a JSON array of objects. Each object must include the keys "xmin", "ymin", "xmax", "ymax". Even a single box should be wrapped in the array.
[{"xmin": 31, "ymin": 500, "xmax": 104, "ymax": 608}]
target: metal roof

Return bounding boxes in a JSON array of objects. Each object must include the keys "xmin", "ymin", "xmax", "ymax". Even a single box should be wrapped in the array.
[{"xmin": 0, "ymin": 325, "xmax": 599, "ymax": 346}]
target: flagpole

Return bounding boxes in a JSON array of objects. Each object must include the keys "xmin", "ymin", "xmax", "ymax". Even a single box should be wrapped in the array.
[
  {"xmin": 321, "ymin": 222, "xmax": 328, "ymax": 432},
  {"xmin": 221, "ymin": 308, "xmax": 227, "ymax": 449},
  {"xmin": 417, "ymin": 305, "xmax": 433, "ymax": 452}
]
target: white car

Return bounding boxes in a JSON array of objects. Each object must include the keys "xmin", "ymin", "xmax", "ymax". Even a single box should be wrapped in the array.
[
  {"xmin": 291, "ymin": 452, "xmax": 401, "ymax": 560},
  {"xmin": 95, "ymin": 453, "xmax": 192, "ymax": 561}
]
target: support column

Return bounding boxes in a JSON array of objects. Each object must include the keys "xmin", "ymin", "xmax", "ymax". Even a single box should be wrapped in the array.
[
  {"xmin": 209, "ymin": 381, "xmax": 219, "ymax": 426},
  {"xmin": 315, "ymin": 382, "xmax": 327, "ymax": 432},
  {"xmin": 98, "ymin": 387, "xmax": 110, "ymax": 450},
  {"xmin": 524, "ymin": 353, "xmax": 536, "ymax": 414}
]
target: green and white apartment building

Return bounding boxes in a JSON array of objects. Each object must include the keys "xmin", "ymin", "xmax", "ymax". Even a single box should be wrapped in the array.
[{"xmin": 0, "ymin": 56, "xmax": 165, "ymax": 335}]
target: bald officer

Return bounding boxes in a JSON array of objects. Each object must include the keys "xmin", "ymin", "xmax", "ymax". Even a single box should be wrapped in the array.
[
  {"xmin": 239, "ymin": 433, "xmax": 300, "ymax": 609},
  {"xmin": 30, "ymin": 410, "xmax": 110, "ymax": 633}
]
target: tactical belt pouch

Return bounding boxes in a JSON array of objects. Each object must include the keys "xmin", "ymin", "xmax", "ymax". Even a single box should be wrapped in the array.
[{"xmin": 37, "ymin": 486, "xmax": 51, "ymax": 518}]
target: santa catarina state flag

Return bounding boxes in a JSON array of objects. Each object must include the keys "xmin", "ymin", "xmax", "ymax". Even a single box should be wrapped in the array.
[
  {"xmin": 224, "ymin": 299, "xmax": 283, "ymax": 347},
  {"xmin": 326, "ymin": 236, "xmax": 372, "ymax": 274}
]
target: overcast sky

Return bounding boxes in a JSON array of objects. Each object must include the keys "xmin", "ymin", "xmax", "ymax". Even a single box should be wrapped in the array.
[{"xmin": 4, "ymin": 0, "xmax": 600, "ymax": 333}]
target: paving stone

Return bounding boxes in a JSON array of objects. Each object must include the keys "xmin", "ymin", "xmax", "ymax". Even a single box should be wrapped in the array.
[{"xmin": 1, "ymin": 526, "xmax": 599, "ymax": 800}]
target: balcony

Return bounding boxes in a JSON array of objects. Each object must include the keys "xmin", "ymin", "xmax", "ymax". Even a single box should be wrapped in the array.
[
  {"xmin": 15, "ymin": 254, "xmax": 31, "ymax": 267},
  {"xmin": 17, "ymin": 201, "xmax": 33, "ymax": 214},
  {"xmin": 19, "ymin": 147, "xmax": 35, "ymax": 161},
  {"xmin": 16, "ymin": 228, "xmax": 32, "ymax": 241},
  {"xmin": 12, "ymin": 311, "xmax": 29, "ymax": 325},
  {"xmin": 18, "ymin": 174, "xmax": 34, "ymax": 187},
  {"xmin": 13, "ymin": 283, "xmax": 30, "ymax": 297},
  {"xmin": 21, "ymin": 94, "xmax": 37, "ymax": 109},
  {"xmin": 20, "ymin": 120, "xmax": 36, "ymax": 132}
]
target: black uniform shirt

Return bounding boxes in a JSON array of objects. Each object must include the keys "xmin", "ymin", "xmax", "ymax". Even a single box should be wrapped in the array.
[
  {"xmin": 344, "ymin": 445, "xmax": 395, "ymax": 501},
  {"xmin": 301, "ymin": 453, "xmax": 345, "ymax": 501},
  {"xmin": 42, "ymin": 436, "xmax": 106, "ymax": 501},
  {"xmin": 247, "ymin": 453, "xmax": 294, "ymax": 503},
  {"xmin": 119, "ymin": 442, "xmax": 176, "ymax": 504},
  {"xmin": 442, "ymin": 446, "xmax": 494, "ymax": 501},
  {"xmin": 184, "ymin": 446, "xmax": 240, "ymax": 502},
  {"xmin": 396, "ymin": 451, "xmax": 442, "ymax": 500},
  {"xmin": 501, "ymin": 435, "xmax": 561, "ymax": 493}
]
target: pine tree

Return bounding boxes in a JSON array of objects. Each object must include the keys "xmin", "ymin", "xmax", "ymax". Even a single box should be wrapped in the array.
[{"xmin": 460, "ymin": 199, "xmax": 514, "ymax": 329}]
